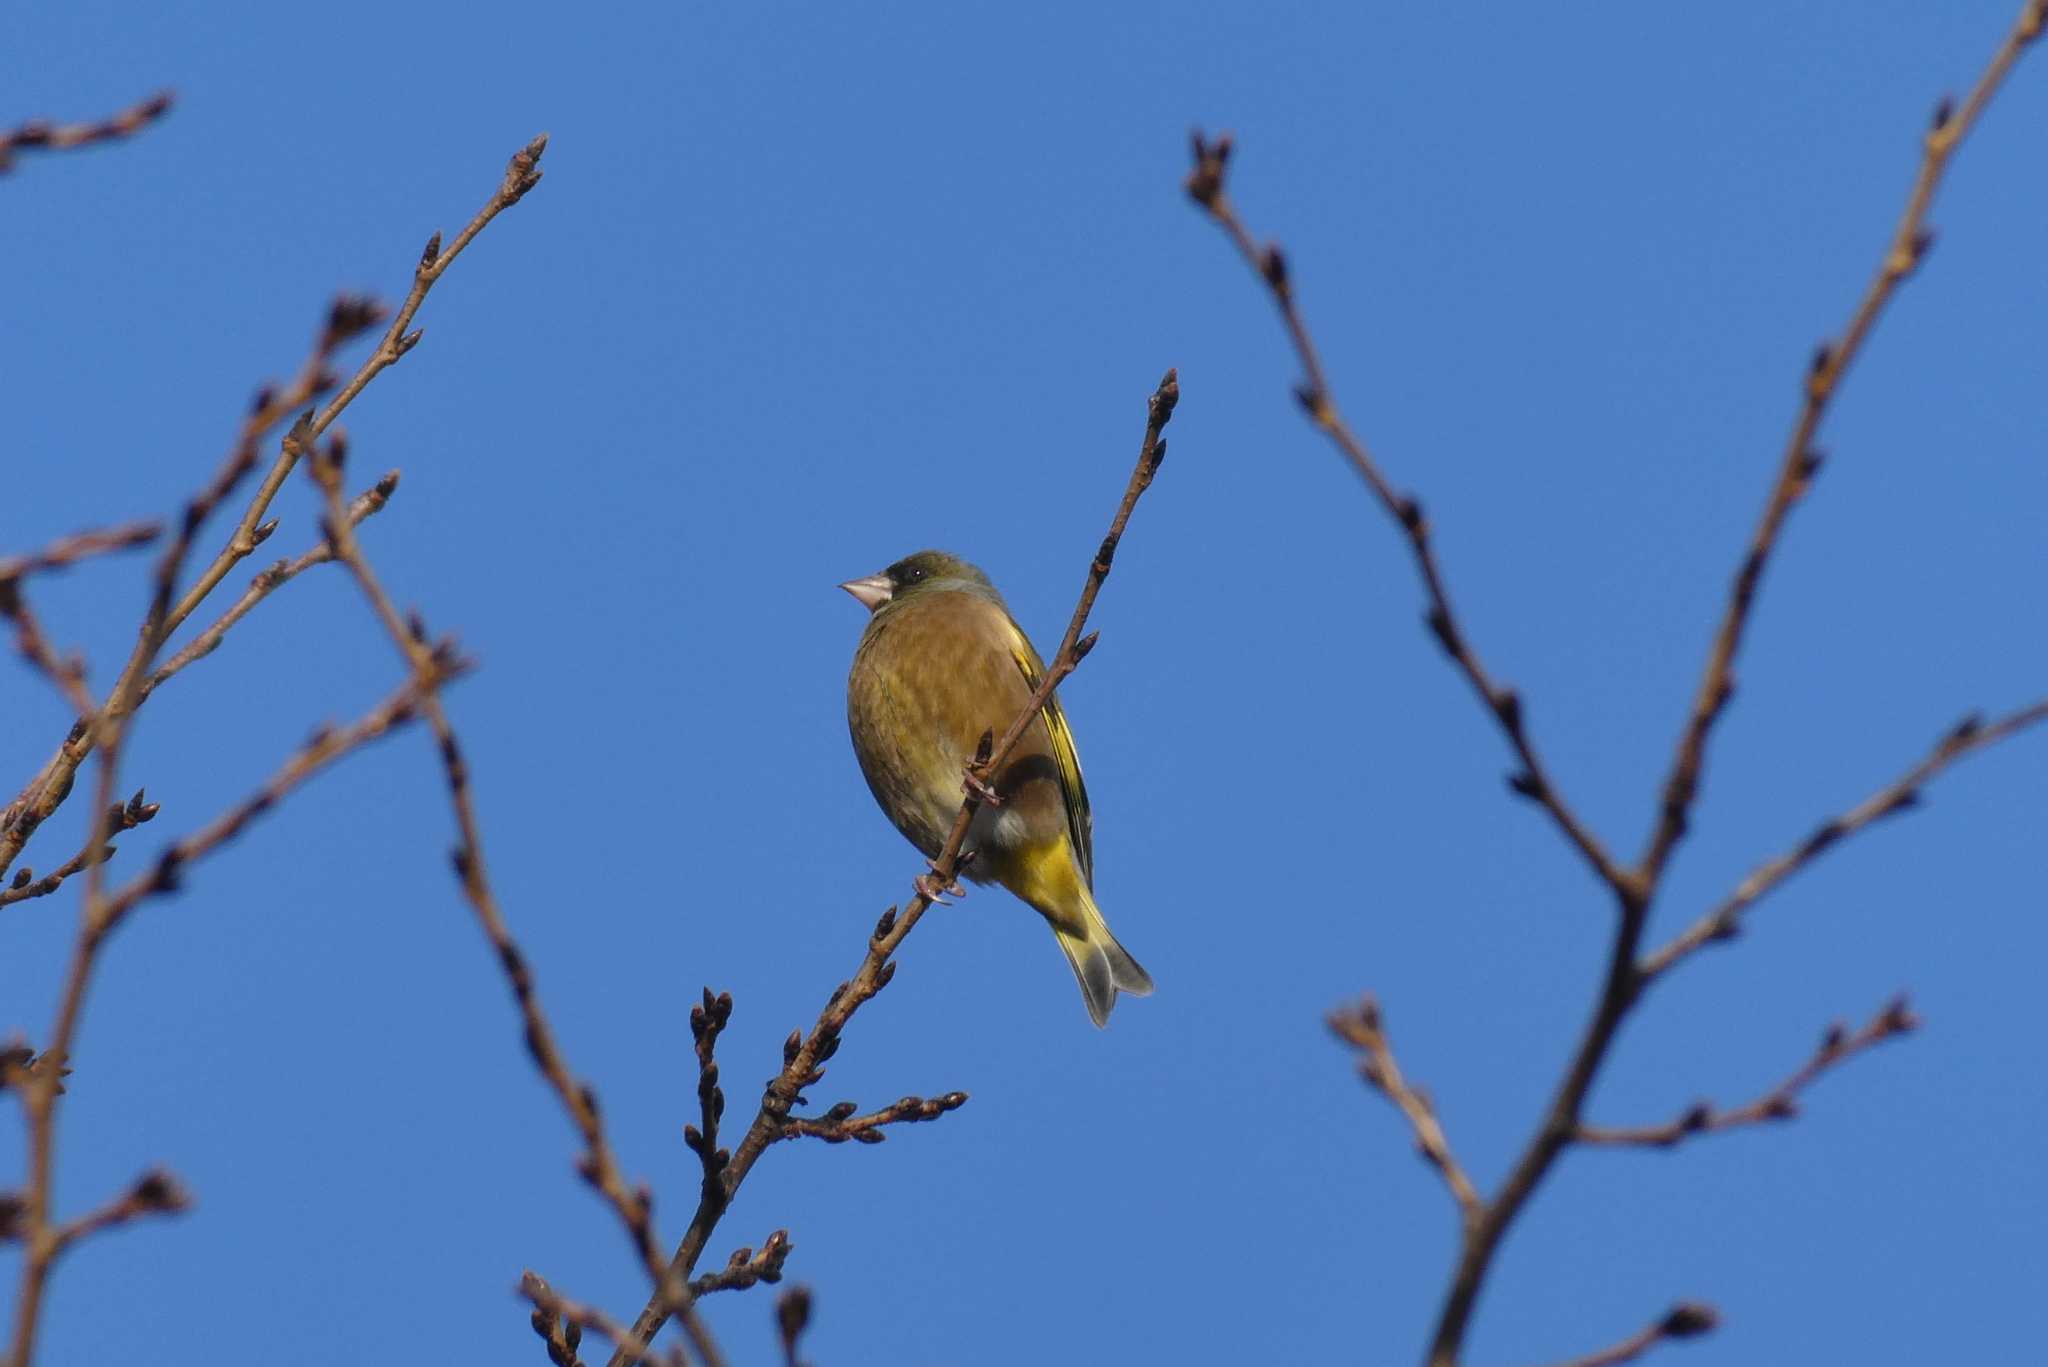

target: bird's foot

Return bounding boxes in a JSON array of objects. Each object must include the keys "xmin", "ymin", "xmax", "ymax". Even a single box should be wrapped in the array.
[
  {"xmin": 961, "ymin": 769, "xmax": 1003, "ymax": 807},
  {"xmin": 914, "ymin": 864, "xmax": 966, "ymax": 905}
]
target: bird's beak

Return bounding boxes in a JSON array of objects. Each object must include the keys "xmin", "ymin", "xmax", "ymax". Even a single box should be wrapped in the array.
[{"xmin": 838, "ymin": 572, "xmax": 893, "ymax": 612}]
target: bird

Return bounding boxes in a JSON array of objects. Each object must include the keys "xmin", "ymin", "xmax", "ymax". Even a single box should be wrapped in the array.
[{"xmin": 841, "ymin": 549, "xmax": 1152, "ymax": 1027}]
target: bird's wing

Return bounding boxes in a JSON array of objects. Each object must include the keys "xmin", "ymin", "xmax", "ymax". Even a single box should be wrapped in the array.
[{"xmin": 1005, "ymin": 621, "xmax": 1094, "ymax": 887}]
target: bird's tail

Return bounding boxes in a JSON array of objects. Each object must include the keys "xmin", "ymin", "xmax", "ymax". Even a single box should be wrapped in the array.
[{"xmin": 1053, "ymin": 888, "xmax": 1154, "ymax": 1029}]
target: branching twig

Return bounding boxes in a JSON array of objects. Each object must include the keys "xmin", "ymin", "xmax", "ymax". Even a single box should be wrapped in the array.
[
  {"xmin": 0, "ymin": 92, "xmax": 173, "ymax": 175},
  {"xmin": 46, "ymin": 1169, "xmax": 191, "ymax": 1257},
  {"xmin": 1190, "ymin": 8, "xmax": 2047, "ymax": 1366},
  {"xmin": 522, "ymin": 1273, "xmax": 685, "ymax": 1367},
  {"xmin": 1642, "ymin": 700, "xmax": 2048, "ymax": 980},
  {"xmin": 1186, "ymin": 135, "xmax": 1631, "ymax": 901},
  {"xmin": 0, "ymin": 791, "xmax": 159, "ymax": 910},
  {"xmin": 779, "ymin": 1092, "xmax": 968, "ymax": 1145},
  {"xmin": 1532, "ymin": 1304, "xmax": 1719, "ymax": 1367},
  {"xmin": 1639, "ymin": 1, "xmax": 2046, "ymax": 889},
  {"xmin": 602, "ymin": 368, "xmax": 1178, "ymax": 1367},
  {"xmin": 6, "ymin": 676, "xmax": 435, "ymax": 1366},
  {"xmin": 1579, "ymin": 999, "xmax": 1916, "ymax": 1148},
  {"xmin": 142, "ymin": 472, "xmax": 401, "ymax": 699},
  {"xmin": 1327, "ymin": 998, "xmax": 1481, "ymax": 1224},
  {"xmin": 0, "ymin": 522, "xmax": 163, "ymax": 588},
  {"xmin": 688, "ymin": 1230, "xmax": 792, "ymax": 1298}
]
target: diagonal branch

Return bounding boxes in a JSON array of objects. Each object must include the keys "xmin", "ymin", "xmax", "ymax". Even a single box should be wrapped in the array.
[
  {"xmin": 1186, "ymin": 134, "xmax": 1632, "ymax": 903},
  {"xmin": 1327, "ymin": 997, "xmax": 1481, "ymax": 1224},
  {"xmin": 601, "ymin": 367, "xmax": 1179, "ymax": 1367},
  {"xmin": 1642, "ymin": 698, "xmax": 2048, "ymax": 981},
  {"xmin": 1638, "ymin": 1, "xmax": 2048, "ymax": 890}
]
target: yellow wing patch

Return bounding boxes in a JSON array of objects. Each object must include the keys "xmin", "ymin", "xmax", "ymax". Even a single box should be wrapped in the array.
[{"xmin": 1005, "ymin": 620, "xmax": 1094, "ymax": 887}]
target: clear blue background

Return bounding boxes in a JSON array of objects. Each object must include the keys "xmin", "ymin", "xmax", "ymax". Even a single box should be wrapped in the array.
[{"xmin": 4, "ymin": 3, "xmax": 2043, "ymax": 1363}]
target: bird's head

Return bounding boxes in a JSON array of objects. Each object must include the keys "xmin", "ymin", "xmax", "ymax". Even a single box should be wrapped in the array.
[{"xmin": 839, "ymin": 549, "xmax": 994, "ymax": 613}]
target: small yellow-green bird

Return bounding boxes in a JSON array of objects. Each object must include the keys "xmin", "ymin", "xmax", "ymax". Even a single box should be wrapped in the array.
[{"xmin": 841, "ymin": 550, "xmax": 1152, "ymax": 1027}]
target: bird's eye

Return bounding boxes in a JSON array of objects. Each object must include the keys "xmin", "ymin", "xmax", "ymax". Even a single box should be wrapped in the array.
[{"xmin": 901, "ymin": 566, "xmax": 926, "ymax": 584}]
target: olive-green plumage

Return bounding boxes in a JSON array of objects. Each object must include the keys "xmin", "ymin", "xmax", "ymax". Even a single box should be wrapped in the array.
[{"xmin": 841, "ymin": 550, "xmax": 1152, "ymax": 1027}]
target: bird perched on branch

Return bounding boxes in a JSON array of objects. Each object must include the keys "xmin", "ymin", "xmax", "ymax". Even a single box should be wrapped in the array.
[{"xmin": 841, "ymin": 550, "xmax": 1152, "ymax": 1027}]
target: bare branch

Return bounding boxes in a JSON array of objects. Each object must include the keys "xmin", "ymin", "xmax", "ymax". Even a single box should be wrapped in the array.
[
  {"xmin": 0, "ymin": 92, "xmax": 173, "ymax": 175},
  {"xmin": 1186, "ymin": 132, "xmax": 1633, "ymax": 904},
  {"xmin": 779, "ymin": 1091, "xmax": 969, "ymax": 1145},
  {"xmin": 1642, "ymin": 700, "xmax": 2048, "ymax": 981},
  {"xmin": 0, "ymin": 790, "xmax": 159, "ymax": 910},
  {"xmin": 522, "ymin": 1273, "xmax": 684, "ymax": 1367},
  {"xmin": 143, "ymin": 471, "xmax": 401, "ymax": 698},
  {"xmin": 688, "ymin": 1230, "xmax": 793, "ymax": 1298},
  {"xmin": 6, "ymin": 676, "xmax": 434, "ymax": 1366},
  {"xmin": 1327, "ymin": 998, "xmax": 1481, "ymax": 1223},
  {"xmin": 1190, "ymin": 8, "xmax": 2048, "ymax": 1366},
  {"xmin": 1580, "ymin": 999, "xmax": 1916, "ymax": 1147},
  {"xmin": 1530, "ymin": 1303, "xmax": 1720, "ymax": 1367},
  {"xmin": 603, "ymin": 367, "xmax": 1178, "ymax": 1367},
  {"xmin": 1637, "ymin": 2, "xmax": 2048, "ymax": 890},
  {"xmin": 0, "ymin": 522, "xmax": 162, "ymax": 587}
]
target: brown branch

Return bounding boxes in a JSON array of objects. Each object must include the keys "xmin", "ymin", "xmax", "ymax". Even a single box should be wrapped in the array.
[
  {"xmin": 47, "ymin": 1169, "xmax": 191, "ymax": 1257},
  {"xmin": 305, "ymin": 418, "xmax": 726, "ymax": 1367},
  {"xmin": 683, "ymin": 991, "xmax": 733, "ymax": 1206},
  {"xmin": 0, "ymin": 589, "xmax": 96, "ymax": 720},
  {"xmin": 1185, "ymin": 135, "xmax": 1631, "ymax": 903},
  {"xmin": 522, "ymin": 1274, "xmax": 686, "ymax": 1367},
  {"xmin": 1532, "ymin": 1304, "xmax": 1719, "ymax": 1367},
  {"xmin": 1189, "ymin": 8, "xmax": 2047, "ymax": 1367},
  {"xmin": 1327, "ymin": 997, "xmax": 1481, "ymax": 1224},
  {"xmin": 0, "ymin": 91, "xmax": 173, "ymax": 175},
  {"xmin": 1638, "ymin": 3, "xmax": 2047, "ymax": 890},
  {"xmin": 0, "ymin": 522, "xmax": 162, "ymax": 588},
  {"xmin": 779, "ymin": 1091, "xmax": 969, "ymax": 1145},
  {"xmin": 1580, "ymin": 999, "xmax": 1916, "ymax": 1148},
  {"xmin": 7, "ymin": 677, "xmax": 433, "ymax": 1367},
  {"xmin": 688, "ymin": 1230, "xmax": 792, "ymax": 1297},
  {"xmin": 1642, "ymin": 699, "xmax": 2048, "ymax": 981},
  {"xmin": 142, "ymin": 471, "xmax": 401, "ymax": 699},
  {"xmin": 603, "ymin": 367, "xmax": 1179, "ymax": 1367},
  {"xmin": 0, "ymin": 791, "xmax": 159, "ymax": 910},
  {"xmin": 2, "ymin": 132, "xmax": 545, "ymax": 884}
]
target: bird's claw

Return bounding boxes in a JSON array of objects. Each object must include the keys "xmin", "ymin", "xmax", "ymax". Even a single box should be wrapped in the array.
[
  {"xmin": 914, "ymin": 865, "xmax": 966, "ymax": 904},
  {"xmin": 961, "ymin": 769, "xmax": 1003, "ymax": 807}
]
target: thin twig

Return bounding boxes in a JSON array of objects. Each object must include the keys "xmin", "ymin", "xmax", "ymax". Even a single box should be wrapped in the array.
[
  {"xmin": 305, "ymin": 419, "xmax": 726, "ymax": 1367},
  {"xmin": 2, "ymin": 131, "xmax": 545, "ymax": 882},
  {"xmin": 1638, "ymin": 2, "xmax": 2047, "ymax": 890},
  {"xmin": 603, "ymin": 367, "xmax": 1179, "ymax": 1367},
  {"xmin": 6, "ymin": 677, "xmax": 434, "ymax": 1367},
  {"xmin": 1579, "ymin": 999, "xmax": 1916, "ymax": 1147},
  {"xmin": 1642, "ymin": 699, "xmax": 2048, "ymax": 981},
  {"xmin": 688, "ymin": 1230, "xmax": 793, "ymax": 1298},
  {"xmin": 46, "ymin": 1169, "xmax": 191, "ymax": 1258},
  {"xmin": 0, "ymin": 522, "xmax": 162, "ymax": 587},
  {"xmin": 522, "ymin": 1274, "xmax": 686, "ymax": 1367},
  {"xmin": 1327, "ymin": 998, "xmax": 1481, "ymax": 1224},
  {"xmin": 1531, "ymin": 1304, "xmax": 1720, "ymax": 1367},
  {"xmin": 142, "ymin": 472, "xmax": 401, "ymax": 699},
  {"xmin": 0, "ymin": 791, "xmax": 159, "ymax": 910},
  {"xmin": 0, "ymin": 588, "xmax": 96, "ymax": 719},
  {"xmin": 1186, "ymin": 135, "xmax": 1632, "ymax": 902},
  {"xmin": 778, "ymin": 1091, "xmax": 969, "ymax": 1145},
  {"xmin": 1188, "ymin": 7, "xmax": 2048, "ymax": 1366},
  {"xmin": 0, "ymin": 92, "xmax": 173, "ymax": 175}
]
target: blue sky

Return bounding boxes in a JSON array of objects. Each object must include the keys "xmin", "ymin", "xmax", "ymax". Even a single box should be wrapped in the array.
[{"xmin": 4, "ymin": 3, "xmax": 2044, "ymax": 1364}]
